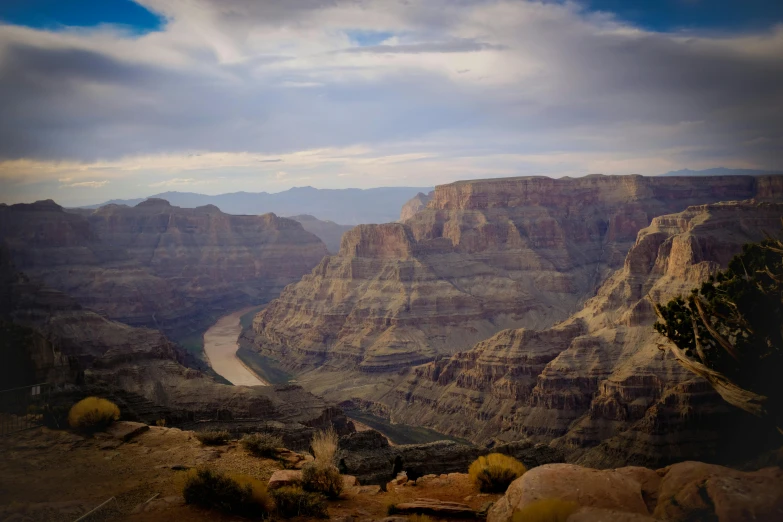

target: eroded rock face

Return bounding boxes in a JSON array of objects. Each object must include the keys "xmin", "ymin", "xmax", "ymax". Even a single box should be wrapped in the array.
[
  {"xmin": 249, "ymin": 175, "xmax": 781, "ymax": 400},
  {"xmin": 385, "ymin": 201, "xmax": 783, "ymax": 466},
  {"xmin": 399, "ymin": 191, "xmax": 434, "ymax": 221},
  {"xmin": 0, "ymin": 199, "xmax": 328, "ymax": 338},
  {"xmin": 289, "ymin": 214, "xmax": 354, "ymax": 254}
]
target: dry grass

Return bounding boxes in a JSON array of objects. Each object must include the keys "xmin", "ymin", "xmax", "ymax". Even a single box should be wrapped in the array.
[
  {"xmin": 195, "ymin": 430, "xmax": 231, "ymax": 446},
  {"xmin": 511, "ymin": 498, "xmax": 580, "ymax": 522},
  {"xmin": 301, "ymin": 461, "xmax": 343, "ymax": 499},
  {"xmin": 182, "ymin": 467, "xmax": 272, "ymax": 517},
  {"xmin": 270, "ymin": 486, "xmax": 328, "ymax": 518},
  {"xmin": 311, "ymin": 426, "xmax": 339, "ymax": 464},
  {"xmin": 469, "ymin": 453, "xmax": 527, "ymax": 493},
  {"xmin": 67, "ymin": 397, "xmax": 120, "ymax": 433}
]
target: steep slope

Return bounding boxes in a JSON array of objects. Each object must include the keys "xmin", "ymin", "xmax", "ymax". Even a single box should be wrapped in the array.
[
  {"xmin": 250, "ymin": 175, "xmax": 782, "ymax": 381},
  {"xmin": 290, "ymin": 214, "xmax": 354, "ymax": 254},
  {"xmin": 399, "ymin": 191, "xmax": 434, "ymax": 221},
  {"xmin": 0, "ymin": 199, "xmax": 328, "ymax": 338},
  {"xmin": 0, "ymin": 245, "xmax": 351, "ymax": 428},
  {"xmin": 383, "ymin": 201, "xmax": 783, "ymax": 467}
]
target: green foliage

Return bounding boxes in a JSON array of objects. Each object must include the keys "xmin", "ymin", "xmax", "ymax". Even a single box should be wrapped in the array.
[
  {"xmin": 195, "ymin": 430, "xmax": 231, "ymax": 446},
  {"xmin": 270, "ymin": 486, "xmax": 328, "ymax": 518},
  {"xmin": 511, "ymin": 498, "xmax": 579, "ymax": 522},
  {"xmin": 469, "ymin": 453, "xmax": 527, "ymax": 493},
  {"xmin": 182, "ymin": 467, "xmax": 271, "ymax": 517},
  {"xmin": 654, "ymin": 238, "xmax": 783, "ymax": 428},
  {"xmin": 301, "ymin": 462, "xmax": 343, "ymax": 499},
  {"xmin": 241, "ymin": 432, "xmax": 283, "ymax": 457},
  {"xmin": 67, "ymin": 397, "xmax": 120, "ymax": 433}
]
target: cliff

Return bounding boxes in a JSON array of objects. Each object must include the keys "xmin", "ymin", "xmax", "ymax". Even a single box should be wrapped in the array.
[
  {"xmin": 399, "ymin": 190, "xmax": 434, "ymax": 221},
  {"xmin": 250, "ymin": 174, "xmax": 781, "ymax": 377},
  {"xmin": 289, "ymin": 214, "xmax": 354, "ymax": 254},
  {"xmin": 0, "ymin": 199, "xmax": 328, "ymax": 339},
  {"xmin": 383, "ymin": 201, "xmax": 783, "ymax": 467}
]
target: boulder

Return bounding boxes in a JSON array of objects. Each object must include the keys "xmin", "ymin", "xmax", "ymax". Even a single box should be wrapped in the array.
[
  {"xmin": 569, "ymin": 507, "xmax": 657, "ymax": 521},
  {"xmin": 487, "ymin": 464, "xmax": 650, "ymax": 522},
  {"xmin": 268, "ymin": 470, "xmax": 303, "ymax": 490},
  {"xmin": 394, "ymin": 498, "xmax": 477, "ymax": 517}
]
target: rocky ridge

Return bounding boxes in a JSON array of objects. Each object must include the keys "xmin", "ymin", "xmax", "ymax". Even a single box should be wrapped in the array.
[
  {"xmin": 249, "ymin": 174, "xmax": 782, "ymax": 377},
  {"xmin": 0, "ymin": 199, "xmax": 328, "ymax": 339},
  {"xmin": 399, "ymin": 190, "xmax": 434, "ymax": 221},
  {"xmin": 382, "ymin": 201, "xmax": 783, "ymax": 467},
  {"xmin": 289, "ymin": 214, "xmax": 354, "ymax": 254}
]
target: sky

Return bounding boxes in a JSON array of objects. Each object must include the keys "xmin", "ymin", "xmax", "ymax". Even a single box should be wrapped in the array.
[{"xmin": 1, "ymin": 1, "xmax": 782, "ymax": 206}]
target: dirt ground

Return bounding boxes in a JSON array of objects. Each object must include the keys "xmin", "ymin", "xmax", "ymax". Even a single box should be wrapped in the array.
[{"xmin": 0, "ymin": 426, "xmax": 499, "ymax": 521}]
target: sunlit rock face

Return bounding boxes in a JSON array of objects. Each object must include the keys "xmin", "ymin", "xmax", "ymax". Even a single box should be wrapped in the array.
[
  {"xmin": 0, "ymin": 198, "xmax": 328, "ymax": 337},
  {"xmin": 387, "ymin": 201, "xmax": 783, "ymax": 467},
  {"xmin": 250, "ymin": 174, "xmax": 779, "ymax": 375}
]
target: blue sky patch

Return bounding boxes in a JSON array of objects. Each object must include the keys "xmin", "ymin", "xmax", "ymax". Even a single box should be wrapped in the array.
[
  {"xmin": 582, "ymin": 0, "xmax": 783, "ymax": 32},
  {"xmin": 346, "ymin": 30, "xmax": 395, "ymax": 47},
  {"xmin": 0, "ymin": 0, "xmax": 163, "ymax": 33}
]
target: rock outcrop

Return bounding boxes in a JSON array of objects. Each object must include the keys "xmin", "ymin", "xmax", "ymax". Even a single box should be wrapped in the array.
[
  {"xmin": 384, "ymin": 201, "xmax": 783, "ymax": 466},
  {"xmin": 249, "ymin": 175, "xmax": 782, "ymax": 393},
  {"xmin": 0, "ymin": 199, "xmax": 328, "ymax": 339},
  {"xmin": 289, "ymin": 214, "xmax": 354, "ymax": 254},
  {"xmin": 399, "ymin": 191, "xmax": 434, "ymax": 221},
  {"xmin": 488, "ymin": 462, "xmax": 783, "ymax": 522}
]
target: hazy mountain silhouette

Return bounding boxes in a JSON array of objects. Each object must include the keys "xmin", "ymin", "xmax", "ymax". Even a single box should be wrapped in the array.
[{"xmin": 659, "ymin": 167, "xmax": 783, "ymax": 177}]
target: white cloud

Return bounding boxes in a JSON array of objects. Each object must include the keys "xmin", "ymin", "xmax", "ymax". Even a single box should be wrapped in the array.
[{"xmin": 61, "ymin": 180, "xmax": 109, "ymax": 188}]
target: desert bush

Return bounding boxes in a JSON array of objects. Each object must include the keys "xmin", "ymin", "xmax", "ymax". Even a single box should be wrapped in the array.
[
  {"xmin": 155, "ymin": 418, "xmax": 166, "ymax": 427},
  {"xmin": 469, "ymin": 453, "xmax": 527, "ymax": 493},
  {"xmin": 182, "ymin": 467, "xmax": 271, "ymax": 517},
  {"xmin": 311, "ymin": 426, "xmax": 339, "ymax": 464},
  {"xmin": 241, "ymin": 432, "xmax": 283, "ymax": 457},
  {"xmin": 301, "ymin": 461, "xmax": 343, "ymax": 499},
  {"xmin": 195, "ymin": 430, "xmax": 231, "ymax": 446},
  {"xmin": 270, "ymin": 486, "xmax": 328, "ymax": 518},
  {"xmin": 67, "ymin": 397, "xmax": 120, "ymax": 433},
  {"xmin": 511, "ymin": 498, "xmax": 579, "ymax": 522}
]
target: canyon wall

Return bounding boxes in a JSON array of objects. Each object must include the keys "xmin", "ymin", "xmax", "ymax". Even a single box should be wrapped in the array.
[
  {"xmin": 250, "ymin": 175, "xmax": 780, "ymax": 376},
  {"xmin": 0, "ymin": 199, "xmax": 328, "ymax": 338},
  {"xmin": 383, "ymin": 201, "xmax": 783, "ymax": 466}
]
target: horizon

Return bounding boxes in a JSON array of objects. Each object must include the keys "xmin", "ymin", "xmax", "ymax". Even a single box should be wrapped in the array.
[{"xmin": 1, "ymin": 1, "xmax": 782, "ymax": 207}]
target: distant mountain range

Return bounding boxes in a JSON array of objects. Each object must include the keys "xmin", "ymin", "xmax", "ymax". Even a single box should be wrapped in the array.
[
  {"xmin": 80, "ymin": 186, "xmax": 433, "ymax": 225},
  {"xmin": 658, "ymin": 167, "xmax": 783, "ymax": 177}
]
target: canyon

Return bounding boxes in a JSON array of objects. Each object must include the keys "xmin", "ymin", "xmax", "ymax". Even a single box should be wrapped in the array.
[
  {"xmin": 248, "ymin": 174, "xmax": 783, "ymax": 467},
  {"xmin": 0, "ymin": 198, "xmax": 328, "ymax": 341}
]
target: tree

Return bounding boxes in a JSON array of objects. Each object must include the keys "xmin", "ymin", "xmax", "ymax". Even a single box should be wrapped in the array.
[{"xmin": 653, "ymin": 237, "xmax": 783, "ymax": 433}]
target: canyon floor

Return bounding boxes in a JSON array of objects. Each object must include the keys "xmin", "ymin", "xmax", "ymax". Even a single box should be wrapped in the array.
[
  {"xmin": 0, "ymin": 426, "xmax": 500, "ymax": 522},
  {"xmin": 203, "ymin": 306, "xmax": 269, "ymax": 387}
]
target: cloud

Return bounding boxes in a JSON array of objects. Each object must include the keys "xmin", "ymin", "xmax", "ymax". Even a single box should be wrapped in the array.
[
  {"xmin": 61, "ymin": 180, "xmax": 109, "ymax": 188},
  {"xmin": 0, "ymin": 0, "xmax": 781, "ymax": 205}
]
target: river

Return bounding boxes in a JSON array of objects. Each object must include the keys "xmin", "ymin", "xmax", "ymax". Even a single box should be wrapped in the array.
[{"xmin": 203, "ymin": 306, "xmax": 268, "ymax": 386}]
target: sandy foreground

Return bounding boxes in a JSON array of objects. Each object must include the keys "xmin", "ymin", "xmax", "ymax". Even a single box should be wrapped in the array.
[{"xmin": 202, "ymin": 306, "xmax": 268, "ymax": 386}]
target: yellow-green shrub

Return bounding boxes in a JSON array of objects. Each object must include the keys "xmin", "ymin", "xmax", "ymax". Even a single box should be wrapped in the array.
[
  {"xmin": 301, "ymin": 461, "xmax": 343, "ymax": 499},
  {"xmin": 182, "ymin": 467, "xmax": 271, "ymax": 517},
  {"xmin": 241, "ymin": 432, "xmax": 283, "ymax": 457},
  {"xmin": 511, "ymin": 498, "xmax": 579, "ymax": 522},
  {"xmin": 469, "ymin": 453, "xmax": 527, "ymax": 493},
  {"xmin": 67, "ymin": 397, "xmax": 120, "ymax": 432},
  {"xmin": 270, "ymin": 486, "xmax": 328, "ymax": 518}
]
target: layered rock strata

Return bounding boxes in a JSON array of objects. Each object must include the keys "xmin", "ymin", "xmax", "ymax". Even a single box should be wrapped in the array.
[
  {"xmin": 385, "ymin": 201, "xmax": 783, "ymax": 467},
  {"xmin": 0, "ymin": 199, "xmax": 327, "ymax": 338},
  {"xmin": 251, "ymin": 175, "xmax": 782, "ymax": 378},
  {"xmin": 399, "ymin": 190, "xmax": 433, "ymax": 221},
  {"xmin": 289, "ymin": 214, "xmax": 354, "ymax": 254}
]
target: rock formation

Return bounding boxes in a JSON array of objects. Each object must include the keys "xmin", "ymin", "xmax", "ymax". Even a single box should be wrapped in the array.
[
  {"xmin": 249, "ymin": 174, "xmax": 781, "ymax": 382},
  {"xmin": 384, "ymin": 201, "xmax": 783, "ymax": 467},
  {"xmin": 399, "ymin": 191, "xmax": 433, "ymax": 221},
  {"xmin": 289, "ymin": 214, "xmax": 354, "ymax": 254},
  {"xmin": 0, "ymin": 244, "xmax": 352, "ymax": 431},
  {"xmin": 0, "ymin": 199, "xmax": 328, "ymax": 339}
]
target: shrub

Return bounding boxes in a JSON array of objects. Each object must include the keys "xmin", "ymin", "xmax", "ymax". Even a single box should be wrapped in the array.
[
  {"xmin": 311, "ymin": 426, "xmax": 339, "ymax": 464},
  {"xmin": 270, "ymin": 486, "xmax": 328, "ymax": 518},
  {"xmin": 241, "ymin": 432, "xmax": 283, "ymax": 457},
  {"xmin": 511, "ymin": 498, "xmax": 579, "ymax": 522},
  {"xmin": 469, "ymin": 453, "xmax": 527, "ymax": 493},
  {"xmin": 182, "ymin": 467, "xmax": 271, "ymax": 517},
  {"xmin": 155, "ymin": 418, "xmax": 166, "ymax": 427},
  {"xmin": 410, "ymin": 516, "xmax": 434, "ymax": 522},
  {"xmin": 301, "ymin": 461, "xmax": 343, "ymax": 499},
  {"xmin": 67, "ymin": 397, "xmax": 120, "ymax": 433},
  {"xmin": 195, "ymin": 430, "xmax": 231, "ymax": 446}
]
